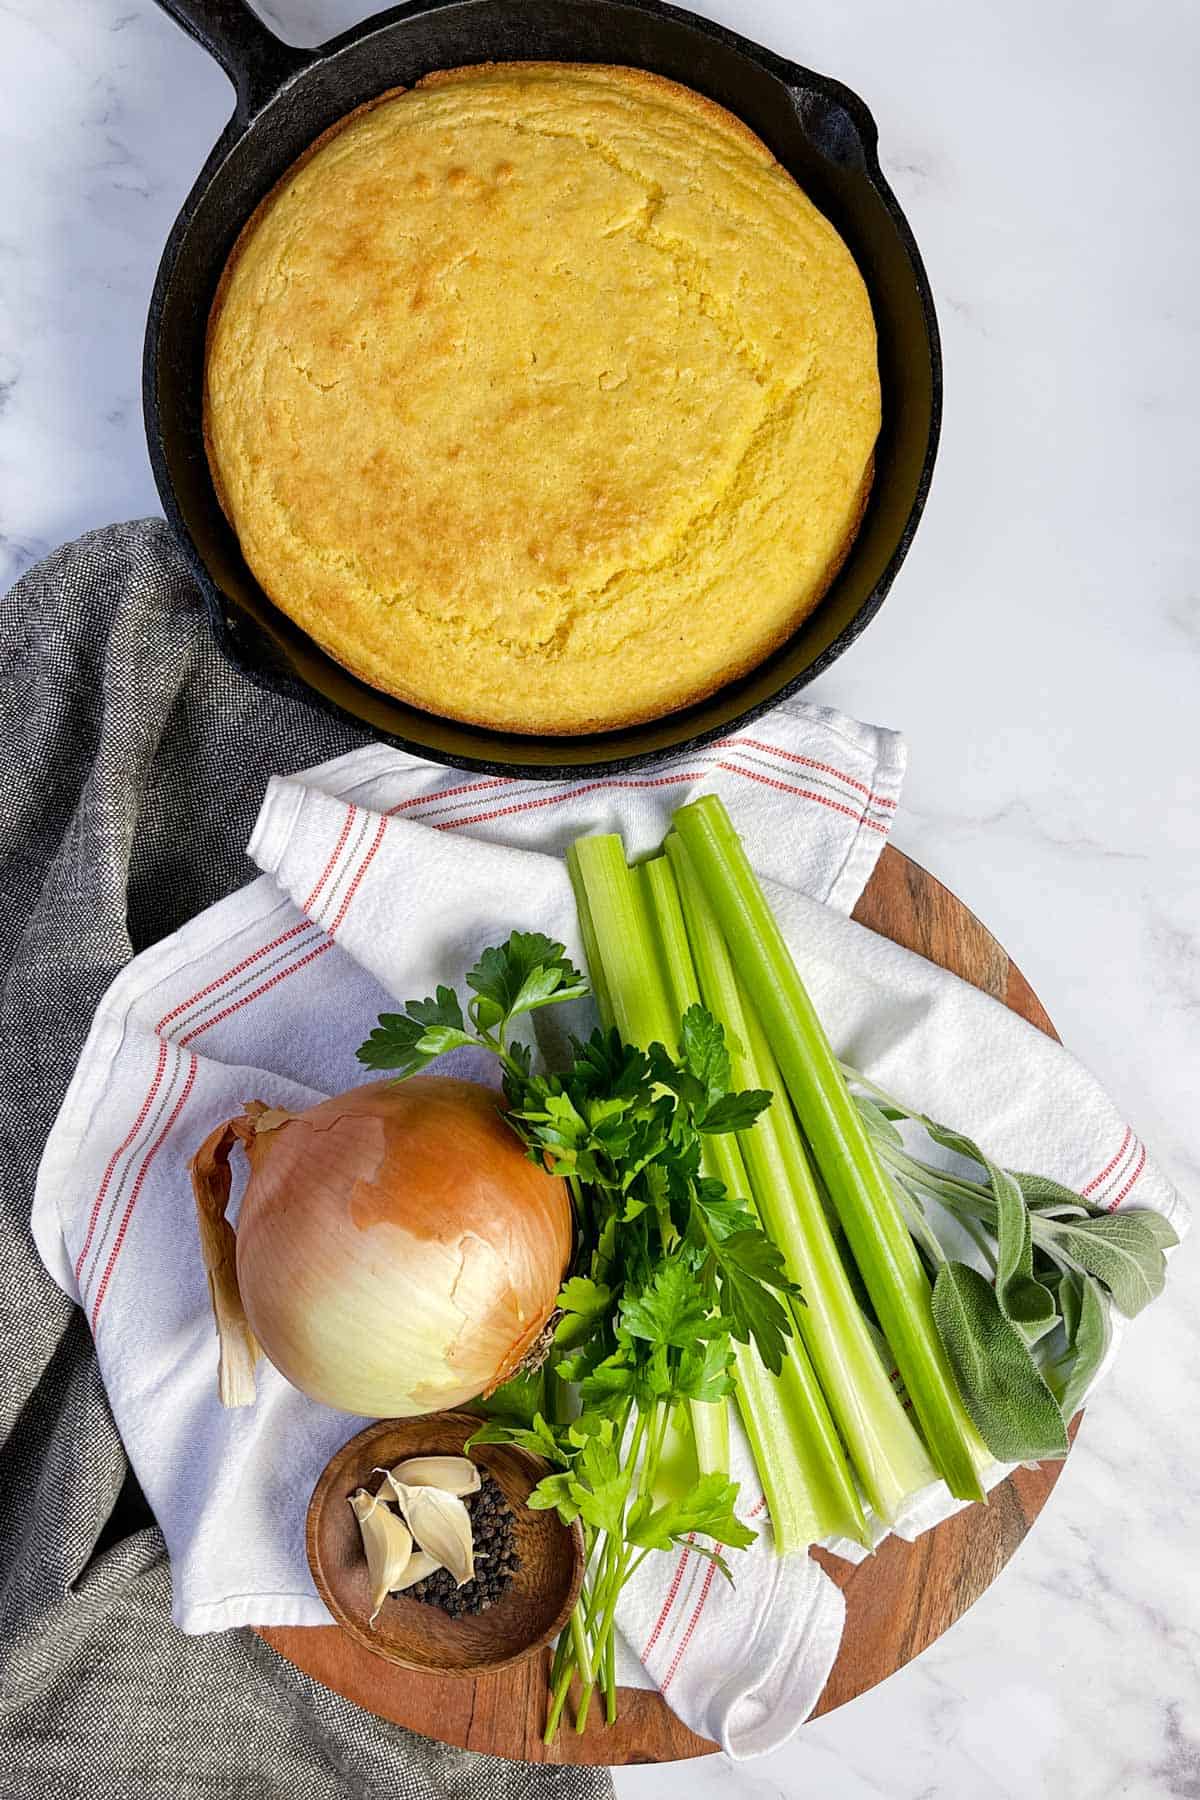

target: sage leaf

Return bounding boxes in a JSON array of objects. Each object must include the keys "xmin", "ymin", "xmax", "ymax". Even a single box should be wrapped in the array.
[
  {"xmin": 1013, "ymin": 1171, "xmax": 1098, "ymax": 1215},
  {"xmin": 991, "ymin": 1164, "xmax": 1059, "ymax": 1344},
  {"xmin": 1124, "ymin": 1207, "xmax": 1182, "ymax": 1250},
  {"xmin": 1033, "ymin": 1210, "xmax": 1176, "ymax": 1317},
  {"xmin": 1039, "ymin": 1271, "xmax": 1111, "ymax": 1422},
  {"xmin": 853, "ymin": 1093, "xmax": 905, "ymax": 1147},
  {"xmin": 849, "ymin": 1089, "xmax": 1175, "ymax": 1451},
  {"xmin": 1060, "ymin": 1276, "xmax": 1110, "ymax": 1419},
  {"xmin": 924, "ymin": 1123, "xmax": 1058, "ymax": 1343},
  {"xmin": 931, "ymin": 1262, "xmax": 1069, "ymax": 1462},
  {"xmin": 1055, "ymin": 1267, "xmax": 1082, "ymax": 1343}
]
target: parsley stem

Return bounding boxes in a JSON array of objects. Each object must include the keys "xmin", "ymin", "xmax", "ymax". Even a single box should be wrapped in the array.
[
  {"xmin": 570, "ymin": 1600, "xmax": 595, "ymax": 1691},
  {"xmin": 638, "ymin": 1397, "xmax": 674, "ymax": 1513},
  {"xmin": 578, "ymin": 1544, "xmax": 628, "ymax": 1731},
  {"xmin": 549, "ymin": 1612, "xmax": 572, "ymax": 1691},
  {"xmin": 576, "ymin": 1403, "xmax": 648, "ymax": 1733},
  {"xmin": 543, "ymin": 1658, "xmax": 575, "ymax": 1743},
  {"xmin": 566, "ymin": 1170, "xmax": 591, "ymax": 1250}
]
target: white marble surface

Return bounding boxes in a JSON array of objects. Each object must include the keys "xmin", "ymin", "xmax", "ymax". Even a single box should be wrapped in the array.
[{"xmin": 2, "ymin": 0, "xmax": 1197, "ymax": 1792}]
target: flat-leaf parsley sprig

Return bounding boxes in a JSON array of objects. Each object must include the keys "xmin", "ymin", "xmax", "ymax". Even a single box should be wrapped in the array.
[{"xmin": 359, "ymin": 931, "xmax": 788, "ymax": 1735}]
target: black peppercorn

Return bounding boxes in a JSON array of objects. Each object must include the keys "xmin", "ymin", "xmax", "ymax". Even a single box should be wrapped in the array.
[{"xmin": 408, "ymin": 1472, "xmax": 522, "ymax": 1618}]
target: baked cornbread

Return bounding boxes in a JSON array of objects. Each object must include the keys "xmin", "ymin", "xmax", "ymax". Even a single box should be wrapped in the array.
[{"xmin": 204, "ymin": 63, "xmax": 880, "ymax": 734}]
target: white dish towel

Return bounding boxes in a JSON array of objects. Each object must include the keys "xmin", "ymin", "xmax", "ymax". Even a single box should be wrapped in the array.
[{"xmin": 33, "ymin": 701, "xmax": 1185, "ymax": 1760}]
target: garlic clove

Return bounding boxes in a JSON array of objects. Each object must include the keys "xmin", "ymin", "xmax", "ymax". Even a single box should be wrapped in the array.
[
  {"xmin": 387, "ymin": 1455, "xmax": 481, "ymax": 1497},
  {"xmin": 376, "ymin": 1472, "xmax": 475, "ymax": 1586},
  {"xmin": 391, "ymin": 1549, "xmax": 442, "ymax": 1592},
  {"xmin": 349, "ymin": 1486, "xmax": 412, "ymax": 1622}
]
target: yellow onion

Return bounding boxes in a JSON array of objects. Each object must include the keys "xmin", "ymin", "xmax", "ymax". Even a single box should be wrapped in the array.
[{"xmin": 189, "ymin": 1077, "xmax": 571, "ymax": 1416}]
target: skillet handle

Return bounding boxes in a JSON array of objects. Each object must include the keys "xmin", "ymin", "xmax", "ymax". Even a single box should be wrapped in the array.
[{"xmin": 154, "ymin": 0, "xmax": 310, "ymax": 119}]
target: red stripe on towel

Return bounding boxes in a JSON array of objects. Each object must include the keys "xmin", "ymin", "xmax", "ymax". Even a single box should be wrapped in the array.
[
  {"xmin": 303, "ymin": 803, "xmax": 358, "ymax": 911},
  {"xmin": 1082, "ymin": 1126, "xmax": 1132, "ymax": 1198},
  {"xmin": 326, "ymin": 815, "xmax": 389, "ymax": 937},
  {"xmin": 387, "ymin": 777, "xmax": 512, "ymax": 815},
  {"xmin": 434, "ymin": 772, "xmax": 707, "ymax": 833},
  {"xmin": 90, "ymin": 1052, "xmax": 198, "ymax": 1328},
  {"xmin": 713, "ymin": 760, "xmax": 889, "ymax": 833},
  {"xmin": 1107, "ymin": 1142, "xmax": 1147, "ymax": 1210},
  {"xmin": 73, "ymin": 1038, "xmax": 169, "ymax": 1283},
  {"xmin": 718, "ymin": 737, "xmax": 897, "ymax": 806},
  {"xmin": 642, "ymin": 1538, "xmax": 695, "ymax": 1661},
  {"xmin": 657, "ymin": 1498, "xmax": 766, "ymax": 1692}
]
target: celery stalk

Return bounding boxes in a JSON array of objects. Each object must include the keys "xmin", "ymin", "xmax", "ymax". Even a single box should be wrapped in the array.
[
  {"xmin": 637, "ymin": 855, "xmax": 869, "ymax": 1548},
  {"xmin": 684, "ymin": 1385, "xmax": 729, "ymax": 1481},
  {"xmin": 572, "ymin": 838, "xmax": 868, "ymax": 1544},
  {"xmin": 666, "ymin": 834, "xmax": 936, "ymax": 1521},
  {"xmin": 652, "ymin": 1401, "xmax": 701, "ymax": 1507},
  {"xmin": 566, "ymin": 842, "xmax": 615, "ymax": 1032},
  {"xmin": 568, "ymin": 837, "xmax": 671, "ymax": 1051},
  {"xmin": 730, "ymin": 1342, "xmax": 832, "ymax": 1550},
  {"xmin": 672, "ymin": 797, "xmax": 988, "ymax": 1504}
]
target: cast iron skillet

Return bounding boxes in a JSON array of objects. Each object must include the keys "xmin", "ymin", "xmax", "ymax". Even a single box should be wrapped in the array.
[{"xmin": 146, "ymin": 0, "xmax": 940, "ymax": 777}]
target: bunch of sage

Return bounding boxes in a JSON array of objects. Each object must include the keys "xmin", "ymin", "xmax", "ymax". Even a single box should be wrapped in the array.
[{"xmin": 843, "ymin": 1066, "xmax": 1178, "ymax": 1462}]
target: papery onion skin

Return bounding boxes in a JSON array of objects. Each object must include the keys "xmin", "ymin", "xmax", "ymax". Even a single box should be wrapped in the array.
[{"xmin": 230, "ymin": 1077, "xmax": 571, "ymax": 1416}]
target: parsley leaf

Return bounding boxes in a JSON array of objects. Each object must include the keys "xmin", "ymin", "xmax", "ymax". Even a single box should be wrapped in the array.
[
  {"xmin": 626, "ymin": 1472, "xmax": 757, "ymax": 1554},
  {"xmin": 356, "ymin": 1013, "xmax": 435, "ymax": 1077},
  {"xmin": 680, "ymin": 1005, "xmax": 732, "ymax": 1105},
  {"xmin": 557, "ymin": 1275, "xmax": 613, "ymax": 1318},
  {"xmin": 568, "ymin": 1029, "xmax": 651, "ymax": 1103},
  {"xmin": 406, "ymin": 986, "xmax": 466, "ymax": 1033},
  {"xmin": 569, "ymin": 1425, "xmax": 632, "ymax": 1536},
  {"xmin": 555, "ymin": 1334, "xmax": 616, "ymax": 1385},
  {"xmin": 578, "ymin": 1351, "xmax": 637, "ymax": 1413},
  {"xmin": 553, "ymin": 1275, "xmax": 613, "ymax": 1354},
  {"xmin": 466, "ymin": 931, "xmax": 587, "ymax": 1031},
  {"xmin": 708, "ymin": 1228, "xmax": 797, "ymax": 1374},
  {"xmin": 649, "ymin": 1011, "xmax": 769, "ymax": 1133},
  {"xmin": 467, "ymin": 1413, "xmax": 567, "ymax": 1468},
  {"xmin": 527, "ymin": 1471, "xmax": 581, "ymax": 1523},
  {"xmin": 698, "ymin": 1090, "xmax": 772, "ymax": 1135},
  {"xmin": 673, "ymin": 1336, "xmax": 737, "ymax": 1404},
  {"xmin": 619, "ymin": 1260, "xmax": 716, "ymax": 1351},
  {"xmin": 691, "ymin": 1177, "xmax": 758, "ymax": 1240},
  {"xmin": 357, "ymin": 985, "xmax": 479, "ymax": 1073}
]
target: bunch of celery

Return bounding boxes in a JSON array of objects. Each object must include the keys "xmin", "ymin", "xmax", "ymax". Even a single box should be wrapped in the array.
[
  {"xmin": 569, "ymin": 799, "xmax": 990, "ymax": 1536},
  {"xmin": 570, "ymin": 836, "xmax": 870, "ymax": 1550},
  {"xmin": 668, "ymin": 797, "xmax": 991, "ymax": 1505}
]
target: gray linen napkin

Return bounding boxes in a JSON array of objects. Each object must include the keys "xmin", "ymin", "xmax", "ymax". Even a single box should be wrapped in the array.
[{"xmin": 0, "ymin": 520, "xmax": 614, "ymax": 1800}]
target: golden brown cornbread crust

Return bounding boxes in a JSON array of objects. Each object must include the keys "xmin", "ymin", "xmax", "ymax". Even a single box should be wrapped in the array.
[{"xmin": 204, "ymin": 62, "xmax": 881, "ymax": 734}]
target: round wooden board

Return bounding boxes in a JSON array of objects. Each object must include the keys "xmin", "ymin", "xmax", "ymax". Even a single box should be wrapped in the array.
[{"xmin": 257, "ymin": 844, "xmax": 1070, "ymax": 1766}]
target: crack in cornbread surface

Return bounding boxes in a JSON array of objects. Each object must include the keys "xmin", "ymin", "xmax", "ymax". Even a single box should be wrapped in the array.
[{"xmin": 204, "ymin": 62, "xmax": 880, "ymax": 733}]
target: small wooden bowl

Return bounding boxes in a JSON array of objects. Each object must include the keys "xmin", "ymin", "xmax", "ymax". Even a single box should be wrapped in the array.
[{"xmin": 306, "ymin": 1412, "xmax": 584, "ymax": 1676}]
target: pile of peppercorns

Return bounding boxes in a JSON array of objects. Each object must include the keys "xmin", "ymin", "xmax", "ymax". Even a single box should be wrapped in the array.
[{"xmin": 408, "ymin": 1472, "xmax": 521, "ymax": 1617}]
